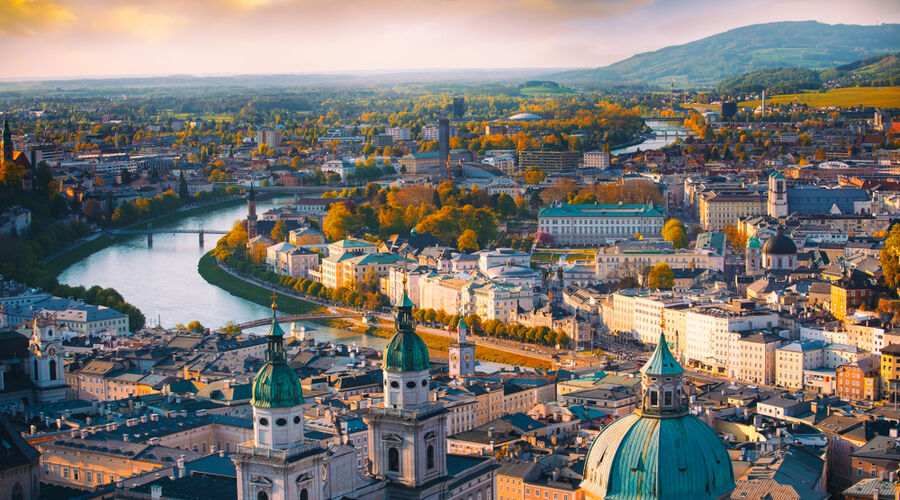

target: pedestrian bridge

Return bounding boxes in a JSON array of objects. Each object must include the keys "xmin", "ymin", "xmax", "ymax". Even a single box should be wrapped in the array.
[{"xmin": 238, "ymin": 312, "xmax": 380, "ymax": 329}]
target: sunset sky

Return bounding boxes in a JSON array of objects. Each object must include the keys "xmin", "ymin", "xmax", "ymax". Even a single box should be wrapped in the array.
[{"xmin": 1, "ymin": 0, "xmax": 898, "ymax": 79}]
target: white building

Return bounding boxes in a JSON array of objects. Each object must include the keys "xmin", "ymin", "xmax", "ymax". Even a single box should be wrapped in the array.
[
  {"xmin": 537, "ymin": 202, "xmax": 665, "ymax": 245},
  {"xmin": 385, "ymin": 127, "xmax": 411, "ymax": 141},
  {"xmin": 684, "ymin": 303, "xmax": 779, "ymax": 377}
]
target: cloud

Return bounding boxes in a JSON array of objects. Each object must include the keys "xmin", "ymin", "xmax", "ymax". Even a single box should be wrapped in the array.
[
  {"xmin": 91, "ymin": 5, "xmax": 184, "ymax": 42},
  {"xmin": 0, "ymin": 0, "xmax": 74, "ymax": 36}
]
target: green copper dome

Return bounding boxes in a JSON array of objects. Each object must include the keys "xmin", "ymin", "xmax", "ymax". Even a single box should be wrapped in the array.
[
  {"xmin": 581, "ymin": 412, "xmax": 735, "ymax": 500},
  {"xmin": 251, "ymin": 298, "xmax": 304, "ymax": 408},
  {"xmin": 252, "ymin": 362, "xmax": 304, "ymax": 408},
  {"xmin": 383, "ymin": 286, "xmax": 429, "ymax": 373},
  {"xmin": 383, "ymin": 330, "xmax": 430, "ymax": 373}
]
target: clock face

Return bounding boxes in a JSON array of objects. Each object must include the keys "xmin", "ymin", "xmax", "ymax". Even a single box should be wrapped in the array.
[
  {"xmin": 48, "ymin": 347, "xmax": 56, "ymax": 357},
  {"xmin": 451, "ymin": 354, "xmax": 459, "ymax": 362},
  {"xmin": 464, "ymin": 353, "xmax": 471, "ymax": 362}
]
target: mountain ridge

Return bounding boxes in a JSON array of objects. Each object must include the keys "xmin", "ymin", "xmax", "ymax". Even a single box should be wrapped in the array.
[{"xmin": 552, "ymin": 21, "xmax": 900, "ymax": 88}]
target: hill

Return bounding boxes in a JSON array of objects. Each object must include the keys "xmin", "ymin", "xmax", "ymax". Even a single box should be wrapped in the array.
[
  {"xmin": 552, "ymin": 21, "xmax": 900, "ymax": 88},
  {"xmin": 717, "ymin": 52, "xmax": 900, "ymax": 93}
]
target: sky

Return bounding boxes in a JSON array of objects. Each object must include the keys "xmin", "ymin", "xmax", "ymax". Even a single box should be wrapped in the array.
[{"xmin": 1, "ymin": 0, "xmax": 898, "ymax": 79}]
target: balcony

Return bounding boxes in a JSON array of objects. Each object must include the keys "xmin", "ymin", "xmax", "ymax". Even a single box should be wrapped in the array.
[{"xmin": 236, "ymin": 440, "xmax": 320, "ymax": 460}]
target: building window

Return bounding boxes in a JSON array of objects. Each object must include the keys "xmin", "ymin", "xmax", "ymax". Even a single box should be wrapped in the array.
[
  {"xmin": 300, "ymin": 489, "xmax": 308, "ymax": 500},
  {"xmin": 257, "ymin": 492, "xmax": 268, "ymax": 500},
  {"xmin": 427, "ymin": 445, "xmax": 435, "ymax": 469},
  {"xmin": 388, "ymin": 447, "xmax": 400, "ymax": 472}
]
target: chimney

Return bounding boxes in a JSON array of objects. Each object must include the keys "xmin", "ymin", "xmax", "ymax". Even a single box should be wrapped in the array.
[
  {"xmin": 29, "ymin": 425, "xmax": 36, "ymax": 435},
  {"xmin": 488, "ymin": 427, "xmax": 494, "ymax": 440},
  {"xmin": 140, "ymin": 415, "xmax": 148, "ymax": 424},
  {"xmin": 122, "ymin": 434, "xmax": 129, "ymax": 442},
  {"xmin": 219, "ymin": 449, "xmax": 225, "ymax": 458},
  {"xmin": 150, "ymin": 413, "xmax": 160, "ymax": 422}
]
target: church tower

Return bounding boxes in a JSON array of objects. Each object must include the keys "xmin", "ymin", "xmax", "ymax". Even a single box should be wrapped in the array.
[
  {"xmin": 29, "ymin": 313, "xmax": 67, "ymax": 404},
  {"xmin": 2, "ymin": 119, "xmax": 12, "ymax": 163},
  {"xmin": 246, "ymin": 183, "xmax": 258, "ymax": 239},
  {"xmin": 745, "ymin": 236, "xmax": 761, "ymax": 274},
  {"xmin": 448, "ymin": 320, "xmax": 475, "ymax": 380},
  {"xmin": 233, "ymin": 295, "xmax": 326, "ymax": 500},
  {"xmin": 767, "ymin": 171, "xmax": 788, "ymax": 217},
  {"xmin": 364, "ymin": 282, "xmax": 448, "ymax": 488}
]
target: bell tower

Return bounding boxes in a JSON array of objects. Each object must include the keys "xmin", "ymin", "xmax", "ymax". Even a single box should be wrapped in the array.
[
  {"xmin": 233, "ymin": 295, "xmax": 326, "ymax": 500},
  {"xmin": 364, "ymin": 281, "xmax": 448, "ymax": 489},
  {"xmin": 29, "ymin": 313, "xmax": 67, "ymax": 404},
  {"xmin": 246, "ymin": 183, "xmax": 258, "ymax": 239},
  {"xmin": 448, "ymin": 320, "xmax": 475, "ymax": 380},
  {"xmin": 767, "ymin": 171, "xmax": 788, "ymax": 217}
]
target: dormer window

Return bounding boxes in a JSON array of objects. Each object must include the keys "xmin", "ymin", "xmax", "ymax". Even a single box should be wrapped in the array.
[{"xmin": 649, "ymin": 390, "xmax": 658, "ymax": 406}]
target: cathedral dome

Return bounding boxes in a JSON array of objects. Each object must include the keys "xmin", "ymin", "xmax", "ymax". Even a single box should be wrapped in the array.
[
  {"xmin": 383, "ymin": 330, "xmax": 430, "ymax": 373},
  {"xmin": 762, "ymin": 227, "xmax": 796, "ymax": 255},
  {"xmin": 581, "ymin": 412, "xmax": 734, "ymax": 500},
  {"xmin": 580, "ymin": 336, "xmax": 734, "ymax": 500},
  {"xmin": 251, "ymin": 362, "xmax": 304, "ymax": 408}
]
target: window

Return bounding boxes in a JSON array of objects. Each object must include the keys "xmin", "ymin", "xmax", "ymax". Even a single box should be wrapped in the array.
[
  {"xmin": 276, "ymin": 418, "xmax": 287, "ymax": 426},
  {"xmin": 427, "ymin": 445, "xmax": 435, "ymax": 469},
  {"xmin": 664, "ymin": 391, "xmax": 673, "ymax": 406},
  {"xmin": 406, "ymin": 381, "xmax": 416, "ymax": 389},
  {"xmin": 11, "ymin": 483, "xmax": 23, "ymax": 500},
  {"xmin": 649, "ymin": 390, "xmax": 658, "ymax": 406},
  {"xmin": 294, "ymin": 416, "xmax": 301, "ymax": 424},
  {"xmin": 300, "ymin": 489, "xmax": 308, "ymax": 500},
  {"xmin": 257, "ymin": 492, "xmax": 268, "ymax": 500},
  {"xmin": 388, "ymin": 447, "xmax": 400, "ymax": 472},
  {"xmin": 259, "ymin": 418, "xmax": 269, "ymax": 426},
  {"xmin": 390, "ymin": 381, "xmax": 399, "ymax": 388}
]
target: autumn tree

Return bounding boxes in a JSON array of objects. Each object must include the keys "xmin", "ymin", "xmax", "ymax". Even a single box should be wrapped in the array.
[
  {"xmin": 723, "ymin": 223, "xmax": 748, "ymax": 253},
  {"xmin": 0, "ymin": 161, "xmax": 23, "ymax": 190},
  {"xmin": 271, "ymin": 220, "xmax": 288, "ymax": 242},
  {"xmin": 661, "ymin": 218, "xmax": 688, "ymax": 249},
  {"xmin": 881, "ymin": 224, "xmax": 900, "ymax": 295},
  {"xmin": 496, "ymin": 193, "xmax": 517, "ymax": 219},
  {"xmin": 458, "ymin": 229, "xmax": 479, "ymax": 252},
  {"xmin": 323, "ymin": 201, "xmax": 365, "ymax": 241},
  {"xmin": 647, "ymin": 262, "xmax": 674, "ymax": 289}
]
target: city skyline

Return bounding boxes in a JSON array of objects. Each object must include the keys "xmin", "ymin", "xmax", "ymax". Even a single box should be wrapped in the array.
[{"xmin": 1, "ymin": 0, "xmax": 897, "ymax": 79}]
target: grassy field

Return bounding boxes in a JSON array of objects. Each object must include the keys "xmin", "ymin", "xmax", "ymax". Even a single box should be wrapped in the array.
[
  {"xmin": 197, "ymin": 253, "xmax": 320, "ymax": 315},
  {"xmin": 169, "ymin": 112, "xmax": 234, "ymax": 122},
  {"xmin": 739, "ymin": 87, "xmax": 900, "ymax": 108},
  {"xmin": 520, "ymin": 86, "xmax": 575, "ymax": 96},
  {"xmin": 533, "ymin": 249, "xmax": 596, "ymax": 263}
]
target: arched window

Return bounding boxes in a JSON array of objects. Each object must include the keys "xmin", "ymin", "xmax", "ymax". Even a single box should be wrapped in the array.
[
  {"xmin": 300, "ymin": 488, "xmax": 309, "ymax": 500},
  {"xmin": 427, "ymin": 444, "xmax": 435, "ymax": 469},
  {"xmin": 388, "ymin": 447, "xmax": 400, "ymax": 472},
  {"xmin": 10, "ymin": 483, "xmax": 22, "ymax": 500},
  {"xmin": 257, "ymin": 492, "xmax": 268, "ymax": 500},
  {"xmin": 49, "ymin": 359, "xmax": 57, "ymax": 381}
]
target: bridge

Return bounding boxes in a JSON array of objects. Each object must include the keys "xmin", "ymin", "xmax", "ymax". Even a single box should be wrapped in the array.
[
  {"xmin": 238, "ymin": 312, "xmax": 380, "ymax": 329},
  {"xmin": 113, "ymin": 224, "xmax": 230, "ymax": 246},
  {"xmin": 650, "ymin": 129, "xmax": 692, "ymax": 138}
]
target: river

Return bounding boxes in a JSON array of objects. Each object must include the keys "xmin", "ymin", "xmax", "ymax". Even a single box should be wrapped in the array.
[
  {"xmin": 613, "ymin": 119, "xmax": 688, "ymax": 155},
  {"xmin": 58, "ymin": 197, "xmax": 388, "ymax": 349}
]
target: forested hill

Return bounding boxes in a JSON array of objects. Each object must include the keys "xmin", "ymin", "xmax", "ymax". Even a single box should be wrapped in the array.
[
  {"xmin": 716, "ymin": 53, "xmax": 900, "ymax": 93},
  {"xmin": 552, "ymin": 21, "xmax": 900, "ymax": 88}
]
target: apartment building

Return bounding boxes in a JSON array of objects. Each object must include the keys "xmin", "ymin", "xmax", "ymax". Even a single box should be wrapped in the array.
[
  {"xmin": 538, "ymin": 202, "xmax": 665, "ymax": 245},
  {"xmin": 698, "ymin": 189, "xmax": 766, "ymax": 230},
  {"xmin": 684, "ymin": 303, "xmax": 779, "ymax": 377},
  {"xmin": 737, "ymin": 332, "xmax": 784, "ymax": 385},
  {"xmin": 775, "ymin": 341, "xmax": 825, "ymax": 389}
]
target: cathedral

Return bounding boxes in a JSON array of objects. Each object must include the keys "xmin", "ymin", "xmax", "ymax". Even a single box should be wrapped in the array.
[
  {"xmin": 232, "ymin": 290, "xmax": 495, "ymax": 500},
  {"xmin": 2, "ymin": 119, "xmax": 34, "ymax": 192}
]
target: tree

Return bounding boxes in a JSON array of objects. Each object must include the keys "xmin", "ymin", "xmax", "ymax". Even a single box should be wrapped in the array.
[
  {"xmin": 178, "ymin": 172, "xmax": 190, "ymax": 200},
  {"xmin": 647, "ymin": 262, "xmax": 674, "ymax": 289},
  {"xmin": 186, "ymin": 320, "xmax": 205, "ymax": 333},
  {"xmin": 496, "ymin": 193, "xmax": 517, "ymax": 218},
  {"xmin": 0, "ymin": 161, "xmax": 23, "ymax": 190},
  {"xmin": 34, "ymin": 161, "xmax": 53, "ymax": 194},
  {"xmin": 83, "ymin": 199, "xmax": 103, "ymax": 221},
  {"xmin": 457, "ymin": 229, "xmax": 479, "ymax": 252},
  {"xmin": 881, "ymin": 224, "xmax": 900, "ymax": 294},
  {"xmin": 271, "ymin": 220, "xmax": 288, "ymax": 242},
  {"xmin": 221, "ymin": 322, "xmax": 242, "ymax": 337},
  {"xmin": 723, "ymin": 223, "xmax": 747, "ymax": 253},
  {"xmin": 661, "ymin": 218, "xmax": 688, "ymax": 249},
  {"xmin": 814, "ymin": 147, "xmax": 827, "ymax": 161},
  {"xmin": 323, "ymin": 202, "xmax": 364, "ymax": 241}
]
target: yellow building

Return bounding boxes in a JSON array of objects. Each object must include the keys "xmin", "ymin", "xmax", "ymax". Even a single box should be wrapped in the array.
[
  {"xmin": 698, "ymin": 190, "xmax": 766, "ymax": 230},
  {"xmin": 880, "ymin": 343, "xmax": 900, "ymax": 401}
]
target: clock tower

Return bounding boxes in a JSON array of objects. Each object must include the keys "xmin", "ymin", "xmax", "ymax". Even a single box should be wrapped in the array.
[
  {"xmin": 29, "ymin": 313, "xmax": 67, "ymax": 404},
  {"xmin": 448, "ymin": 320, "xmax": 475, "ymax": 380}
]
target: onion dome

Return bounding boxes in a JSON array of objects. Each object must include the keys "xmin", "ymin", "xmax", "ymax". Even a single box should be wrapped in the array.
[
  {"xmin": 762, "ymin": 226, "xmax": 796, "ymax": 255},
  {"xmin": 383, "ymin": 286, "xmax": 429, "ymax": 373},
  {"xmin": 581, "ymin": 334, "xmax": 734, "ymax": 500},
  {"xmin": 746, "ymin": 236, "xmax": 761, "ymax": 249},
  {"xmin": 251, "ymin": 295, "xmax": 304, "ymax": 408}
]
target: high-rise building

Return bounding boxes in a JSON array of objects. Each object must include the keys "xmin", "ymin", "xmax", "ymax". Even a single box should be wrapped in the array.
[
  {"xmin": 438, "ymin": 118, "xmax": 450, "ymax": 169},
  {"xmin": 257, "ymin": 129, "xmax": 282, "ymax": 148},
  {"xmin": 767, "ymin": 171, "xmax": 788, "ymax": 217},
  {"xmin": 452, "ymin": 97, "xmax": 466, "ymax": 119},
  {"xmin": 721, "ymin": 101, "xmax": 737, "ymax": 119}
]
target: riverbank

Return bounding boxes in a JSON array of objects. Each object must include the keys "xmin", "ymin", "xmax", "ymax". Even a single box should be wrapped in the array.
[
  {"xmin": 197, "ymin": 252, "xmax": 320, "ymax": 316},
  {"xmin": 46, "ymin": 196, "xmax": 245, "ymax": 274}
]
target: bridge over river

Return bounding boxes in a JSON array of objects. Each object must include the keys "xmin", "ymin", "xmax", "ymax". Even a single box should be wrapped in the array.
[{"xmin": 238, "ymin": 312, "xmax": 380, "ymax": 329}]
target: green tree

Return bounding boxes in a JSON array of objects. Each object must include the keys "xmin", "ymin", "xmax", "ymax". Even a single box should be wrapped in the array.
[
  {"xmin": 221, "ymin": 322, "xmax": 242, "ymax": 337},
  {"xmin": 496, "ymin": 193, "xmax": 517, "ymax": 219},
  {"xmin": 187, "ymin": 320, "xmax": 205, "ymax": 333},
  {"xmin": 647, "ymin": 262, "xmax": 674, "ymax": 289},
  {"xmin": 178, "ymin": 172, "xmax": 190, "ymax": 200}
]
